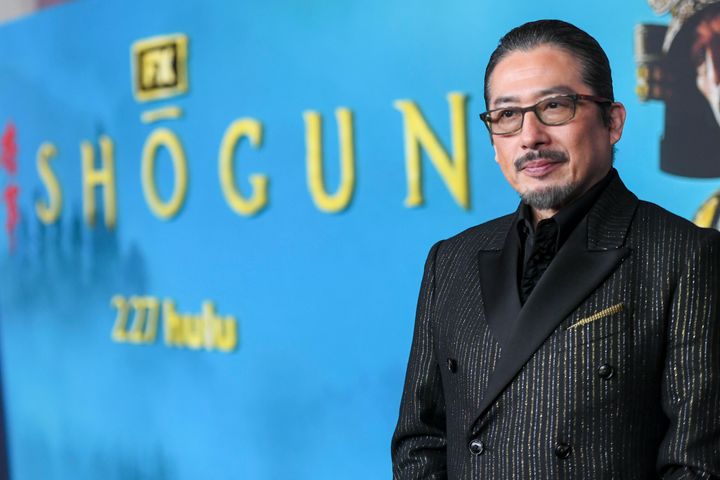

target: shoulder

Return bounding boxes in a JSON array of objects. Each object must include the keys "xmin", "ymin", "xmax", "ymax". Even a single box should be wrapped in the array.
[
  {"xmin": 424, "ymin": 212, "xmax": 516, "ymax": 270},
  {"xmin": 441, "ymin": 212, "xmax": 514, "ymax": 249},
  {"xmin": 633, "ymin": 200, "xmax": 720, "ymax": 245},
  {"xmin": 628, "ymin": 200, "xmax": 720, "ymax": 268}
]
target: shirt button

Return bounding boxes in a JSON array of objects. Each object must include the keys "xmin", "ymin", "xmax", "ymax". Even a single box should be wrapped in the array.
[
  {"xmin": 447, "ymin": 358, "xmax": 458, "ymax": 373},
  {"xmin": 468, "ymin": 439, "xmax": 485, "ymax": 456},
  {"xmin": 597, "ymin": 363, "xmax": 615, "ymax": 379},
  {"xmin": 555, "ymin": 442, "xmax": 572, "ymax": 459}
]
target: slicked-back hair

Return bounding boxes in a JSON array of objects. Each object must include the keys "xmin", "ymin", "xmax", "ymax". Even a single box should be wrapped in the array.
[{"xmin": 484, "ymin": 20, "xmax": 614, "ymax": 125}]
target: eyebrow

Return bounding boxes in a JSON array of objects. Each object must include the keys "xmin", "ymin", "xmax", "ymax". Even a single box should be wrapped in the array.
[{"xmin": 491, "ymin": 85, "xmax": 577, "ymax": 108}]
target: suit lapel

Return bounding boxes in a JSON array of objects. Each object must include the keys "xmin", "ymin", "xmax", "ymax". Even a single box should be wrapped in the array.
[
  {"xmin": 473, "ymin": 174, "xmax": 639, "ymax": 420},
  {"xmin": 477, "ymin": 217, "xmax": 522, "ymax": 348}
]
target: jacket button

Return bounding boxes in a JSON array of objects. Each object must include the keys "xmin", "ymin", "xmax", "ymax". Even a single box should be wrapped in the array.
[
  {"xmin": 555, "ymin": 442, "xmax": 572, "ymax": 459},
  {"xmin": 468, "ymin": 439, "xmax": 485, "ymax": 456},
  {"xmin": 447, "ymin": 358, "xmax": 458, "ymax": 373},
  {"xmin": 597, "ymin": 363, "xmax": 614, "ymax": 379}
]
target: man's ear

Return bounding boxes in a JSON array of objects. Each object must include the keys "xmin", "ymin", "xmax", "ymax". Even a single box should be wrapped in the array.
[{"xmin": 608, "ymin": 102, "xmax": 627, "ymax": 146}]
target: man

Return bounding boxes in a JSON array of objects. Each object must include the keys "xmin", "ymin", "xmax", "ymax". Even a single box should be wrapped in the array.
[{"xmin": 392, "ymin": 20, "xmax": 720, "ymax": 479}]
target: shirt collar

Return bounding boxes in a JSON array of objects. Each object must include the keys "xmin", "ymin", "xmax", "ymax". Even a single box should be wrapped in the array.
[{"xmin": 516, "ymin": 168, "xmax": 617, "ymax": 246}]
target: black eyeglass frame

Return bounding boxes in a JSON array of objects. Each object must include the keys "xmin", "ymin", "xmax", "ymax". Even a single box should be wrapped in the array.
[{"xmin": 479, "ymin": 94, "xmax": 613, "ymax": 136}]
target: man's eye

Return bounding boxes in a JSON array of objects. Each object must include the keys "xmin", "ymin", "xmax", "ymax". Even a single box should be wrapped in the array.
[{"xmin": 500, "ymin": 109, "xmax": 518, "ymax": 118}]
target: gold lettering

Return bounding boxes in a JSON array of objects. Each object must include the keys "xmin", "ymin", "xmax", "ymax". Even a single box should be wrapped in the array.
[
  {"xmin": 394, "ymin": 92, "xmax": 469, "ymax": 209},
  {"xmin": 111, "ymin": 295, "xmax": 130, "ymax": 342},
  {"xmin": 144, "ymin": 297, "xmax": 160, "ymax": 342},
  {"xmin": 81, "ymin": 136, "xmax": 117, "ymax": 228},
  {"xmin": 163, "ymin": 299, "xmax": 184, "ymax": 346},
  {"xmin": 153, "ymin": 298, "xmax": 239, "ymax": 352},
  {"xmin": 214, "ymin": 317, "xmax": 238, "ymax": 352},
  {"xmin": 141, "ymin": 47, "xmax": 176, "ymax": 88},
  {"xmin": 141, "ymin": 128, "xmax": 188, "ymax": 219},
  {"xmin": 304, "ymin": 108, "xmax": 356, "ymax": 213},
  {"xmin": 202, "ymin": 301, "xmax": 238, "ymax": 352},
  {"xmin": 127, "ymin": 296, "xmax": 148, "ymax": 343},
  {"xmin": 184, "ymin": 314, "xmax": 204, "ymax": 350},
  {"xmin": 219, "ymin": 119, "xmax": 268, "ymax": 216},
  {"xmin": 35, "ymin": 142, "xmax": 63, "ymax": 225}
]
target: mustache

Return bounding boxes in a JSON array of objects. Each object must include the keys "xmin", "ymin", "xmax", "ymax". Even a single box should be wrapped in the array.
[{"xmin": 514, "ymin": 150, "xmax": 568, "ymax": 171}]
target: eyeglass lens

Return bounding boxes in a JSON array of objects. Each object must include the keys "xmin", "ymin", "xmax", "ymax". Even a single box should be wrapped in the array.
[{"xmin": 488, "ymin": 96, "xmax": 576, "ymax": 134}]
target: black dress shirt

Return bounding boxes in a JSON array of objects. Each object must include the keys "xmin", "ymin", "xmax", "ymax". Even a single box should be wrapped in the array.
[{"xmin": 516, "ymin": 169, "xmax": 617, "ymax": 304}]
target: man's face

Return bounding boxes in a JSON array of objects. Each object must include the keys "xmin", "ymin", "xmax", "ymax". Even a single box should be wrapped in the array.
[
  {"xmin": 693, "ymin": 10, "xmax": 720, "ymax": 126},
  {"xmin": 486, "ymin": 45, "xmax": 625, "ymax": 214}
]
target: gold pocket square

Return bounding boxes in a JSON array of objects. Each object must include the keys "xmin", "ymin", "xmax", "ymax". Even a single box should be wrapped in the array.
[{"xmin": 566, "ymin": 303, "xmax": 624, "ymax": 330}]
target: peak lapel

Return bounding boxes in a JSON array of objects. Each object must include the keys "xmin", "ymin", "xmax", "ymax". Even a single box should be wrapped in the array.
[
  {"xmin": 477, "ymin": 229, "xmax": 522, "ymax": 348},
  {"xmin": 477, "ymin": 212, "xmax": 522, "ymax": 348},
  {"xmin": 472, "ymin": 174, "xmax": 639, "ymax": 423}
]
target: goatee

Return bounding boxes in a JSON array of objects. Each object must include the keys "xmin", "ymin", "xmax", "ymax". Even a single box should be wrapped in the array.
[
  {"xmin": 519, "ymin": 182, "xmax": 578, "ymax": 210},
  {"xmin": 514, "ymin": 149, "xmax": 574, "ymax": 210}
]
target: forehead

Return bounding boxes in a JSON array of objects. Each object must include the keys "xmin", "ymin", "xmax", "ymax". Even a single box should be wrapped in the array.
[{"xmin": 487, "ymin": 45, "xmax": 586, "ymax": 106}]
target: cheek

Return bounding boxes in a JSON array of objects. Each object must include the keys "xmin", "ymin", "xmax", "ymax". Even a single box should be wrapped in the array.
[
  {"xmin": 494, "ymin": 149, "xmax": 520, "ymax": 186},
  {"xmin": 494, "ymin": 148, "xmax": 516, "ymax": 176},
  {"xmin": 574, "ymin": 140, "xmax": 610, "ymax": 176},
  {"xmin": 493, "ymin": 140, "xmax": 516, "ymax": 164}
]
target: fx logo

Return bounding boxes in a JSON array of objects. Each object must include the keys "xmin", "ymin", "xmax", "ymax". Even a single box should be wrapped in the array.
[{"xmin": 131, "ymin": 33, "xmax": 189, "ymax": 102}]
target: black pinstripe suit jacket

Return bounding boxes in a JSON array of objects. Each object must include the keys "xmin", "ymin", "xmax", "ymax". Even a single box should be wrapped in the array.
[{"xmin": 392, "ymin": 175, "xmax": 720, "ymax": 479}]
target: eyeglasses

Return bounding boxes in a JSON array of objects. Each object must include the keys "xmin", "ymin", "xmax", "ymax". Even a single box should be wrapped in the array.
[{"xmin": 479, "ymin": 94, "xmax": 613, "ymax": 135}]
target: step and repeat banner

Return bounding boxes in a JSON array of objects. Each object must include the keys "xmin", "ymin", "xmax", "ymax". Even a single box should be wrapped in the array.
[{"xmin": 1, "ymin": 0, "xmax": 719, "ymax": 478}]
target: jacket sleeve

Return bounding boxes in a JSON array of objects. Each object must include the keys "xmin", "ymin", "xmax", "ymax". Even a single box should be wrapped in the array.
[
  {"xmin": 658, "ymin": 231, "xmax": 720, "ymax": 479},
  {"xmin": 391, "ymin": 242, "xmax": 448, "ymax": 480}
]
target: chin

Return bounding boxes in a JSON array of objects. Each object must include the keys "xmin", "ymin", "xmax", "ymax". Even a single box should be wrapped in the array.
[{"xmin": 519, "ymin": 181, "xmax": 578, "ymax": 211}]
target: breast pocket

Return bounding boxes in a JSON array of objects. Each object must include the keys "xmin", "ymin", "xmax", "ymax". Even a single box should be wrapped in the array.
[
  {"xmin": 562, "ymin": 302, "xmax": 629, "ymax": 347},
  {"xmin": 558, "ymin": 303, "xmax": 632, "ymax": 419}
]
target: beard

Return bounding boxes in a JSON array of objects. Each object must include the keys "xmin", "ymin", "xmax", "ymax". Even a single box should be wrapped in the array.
[
  {"xmin": 514, "ymin": 149, "xmax": 575, "ymax": 210},
  {"xmin": 519, "ymin": 181, "xmax": 578, "ymax": 210}
]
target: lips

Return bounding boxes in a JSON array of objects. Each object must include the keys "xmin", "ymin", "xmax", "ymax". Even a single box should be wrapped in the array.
[
  {"xmin": 514, "ymin": 149, "xmax": 568, "ymax": 175},
  {"xmin": 520, "ymin": 159, "xmax": 564, "ymax": 177}
]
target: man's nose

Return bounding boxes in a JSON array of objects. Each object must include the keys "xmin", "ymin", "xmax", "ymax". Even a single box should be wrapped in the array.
[{"xmin": 519, "ymin": 111, "xmax": 550, "ymax": 149}]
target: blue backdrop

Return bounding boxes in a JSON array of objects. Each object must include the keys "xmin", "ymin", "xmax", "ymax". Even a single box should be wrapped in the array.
[{"xmin": 0, "ymin": 1, "xmax": 714, "ymax": 478}]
